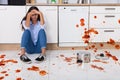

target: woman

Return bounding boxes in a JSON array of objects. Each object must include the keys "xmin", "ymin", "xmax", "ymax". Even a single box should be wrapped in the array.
[{"xmin": 20, "ymin": 6, "xmax": 47, "ymax": 63}]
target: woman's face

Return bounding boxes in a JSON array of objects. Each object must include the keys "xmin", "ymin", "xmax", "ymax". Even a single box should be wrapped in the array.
[{"xmin": 30, "ymin": 10, "xmax": 38, "ymax": 21}]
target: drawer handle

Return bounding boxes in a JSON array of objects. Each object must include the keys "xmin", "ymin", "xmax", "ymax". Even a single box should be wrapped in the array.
[
  {"xmin": 105, "ymin": 15, "xmax": 115, "ymax": 18},
  {"xmin": 105, "ymin": 8, "xmax": 115, "ymax": 10},
  {"xmin": 104, "ymin": 30, "xmax": 114, "ymax": 32}
]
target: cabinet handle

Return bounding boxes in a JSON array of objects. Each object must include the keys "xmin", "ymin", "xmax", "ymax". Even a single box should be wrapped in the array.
[
  {"xmin": 45, "ymin": 9, "xmax": 57, "ymax": 11},
  {"xmin": 105, "ymin": 15, "xmax": 115, "ymax": 18},
  {"xmin": 71, "ymin": 9, "xmax": 77, "ymax": 11},
  {"xmin": 0, "ymin": 8, "xmax": 7, "ymax": 11},
  {"xmin": 104, "ymin": 30, "xmax": 114, "ymax": 32},
  {"xmin": 105, "ymin": 8, "xmax": 115, "ymax": 10}
]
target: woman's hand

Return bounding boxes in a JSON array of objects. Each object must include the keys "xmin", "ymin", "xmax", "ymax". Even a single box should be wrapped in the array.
[{"xmin": 32, "ymin": 10, "xmax": 43, "ymax": 15}]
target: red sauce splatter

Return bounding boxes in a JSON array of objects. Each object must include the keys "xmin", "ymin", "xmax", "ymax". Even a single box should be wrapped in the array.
[
  {"xmin": 91, "ymin": 45, "xmax": 95, "ymax": 48},
  {"xmin": 85, "ymin": 47, "xmax": 88, "ymax": 50},
  {"xmin": 39, "ymin": 70, "xmax": 47, "ymax": 76},
  {"xmin": 89, "ymin": 46, "xmax": 91, "ymax": 49},
  {"xmin": 107, "ymin": 38, "xmax": 115, "ymax": 45},
  {"xmin": 82, "ymin": 28, "xmax": 98, "ymax": 44},
  {"xmin": 112, "ymin": 56, "xmax": 118, "ymax": 61},
  {"xmin": 80, "ymin": 23, "xmax": 85, "ymax": 26},
  {"xmin": 72, "ymin": 48, "xmax": 74, "ymax": 50},
  {"xmin": 76, "ymin": 24, "xmax": 79, "ymax": 28},
  {"xmin": 16, "ymin": 69, "xmax": 21, "ymax": 73},
  {"xmin": 103, "ymin": 21, "xmax": 105, "ymax": 23},
  {"xmin": 82, "ymin": 34, "xmax": 90, "ymax": 39},
  {"xmin": 0, "ymin": 76, "xmax": 4, "ymax": 79},
  {"xmin": 89, "ymin": 28, "xmax": 98, "ymax": 34},
  {"xmin": 60, "ymin": 54, "xmax": 64, "ymax": 57},
  {"xmin": 27, "ymin": 66, "xmax": 39, "ymax": 71},
  {"xmin": 91, "ymin": 64, "xmax": 104, "ymax": 71},
  {"xmin": 84, "ymin": 28, "xmax": 87, "ymax": 30},
  {"xmin": 92, "ymin": 60, "xmax": 108, "ymax": 64},
  {"xmin": 5, "ymin": 74, "xmax": 9, "ymax": 76},
  {"xmin": 16, "ymin": 77, "xmax": 22, "ymax": 80},
  {"xmin": 84, "ymin": 40, "xmax": 89, "ymax": 43},
  {"xmin": 80, "ymin": 18, "xmax": 85, "ymax": 27},
  {"xmin": 115, "ymin": 45, "xmax": 120, "ymax": 49},
  {"xmin": 64, "ymin": 57, "xmax": 72, "ymax": 62},
  {"xmin": 99, "ymin": 43, "xmax": 104, "ymax": 47},
  {"xmin": 94, "ymin": 16, "xmax": 97, "ymax": 19},
  {"xmin": 5, "ymin": 59, "xmax": 18, "ymax": 63},
  {"xmin": 105, "ymin": 51, "xmax": 112, "ymax": 57},
  {"xmin": 0, "ymin": 60, "xmax": 5, "ymax": 66},
  {"xmin": 105, "ymin": 51, "xmax": 118, "ymax": 62},
  {"xmin": 1, "ymin": 71, "xmax": 7, "ymax": 74},
  {"xmin": 118, "ymin": 19, "xmax": 120, "ymax": 24},
  {"xmin": 0, "ymin": 54, "xmax": 6, "ymax": 58},
  {"xmin": 80, "ymin": 18, "xmax": 85, "ymax": 22}
]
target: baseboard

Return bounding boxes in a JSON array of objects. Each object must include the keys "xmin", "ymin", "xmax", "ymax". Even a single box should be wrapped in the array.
[{"xmin": 0, "ymin": 43, "xmax": 120, "ymax": 50}]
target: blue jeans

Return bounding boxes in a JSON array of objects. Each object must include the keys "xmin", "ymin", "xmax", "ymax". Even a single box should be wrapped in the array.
[{"xmin": 21, "ymin": 29, "xmax": 47, "ymax": 54}]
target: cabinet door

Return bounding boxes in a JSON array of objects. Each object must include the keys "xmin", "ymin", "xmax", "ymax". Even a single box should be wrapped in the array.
[
  {"xmin": 0, "ymin": 6, "xmax": 25, "ymax": 43},
  {"xmin": 59, "ymin": 6, "xmax": 88, "ymax": 47},
  {"xmin": 26, "ymin": 6, "xmax": 58, "ymax": 43},
  {"xmin": 90, "ymin": 29, "xmax": 120, "ymax": 42},
  {"xmin": 89, "ymin": 14, "xmax": 120, "ymax": 29}
]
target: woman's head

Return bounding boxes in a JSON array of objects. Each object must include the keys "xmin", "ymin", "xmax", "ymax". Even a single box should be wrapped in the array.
[
  {"xmin": 27, "ymin": 6, "xmax": 40, "ymax": 21},
  {"xmin": 21, "ymin": 6, "xmax": 40, "ymax": 30}
]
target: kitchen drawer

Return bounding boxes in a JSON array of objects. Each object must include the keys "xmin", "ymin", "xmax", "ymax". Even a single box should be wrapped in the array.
[
  {"xmin": 90, "ymin": 6, "xmax": 120, "ymax": 13},
  {"xmin": 89, "ymin": 14, "xmax": 120, "ymax": 29},
  {"xmin": 90, "ymin": 29, "xmax": 120, "ymax": 42}
]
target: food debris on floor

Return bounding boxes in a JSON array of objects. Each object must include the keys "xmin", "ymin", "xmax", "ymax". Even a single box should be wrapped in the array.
[
  {"xmin": 16, "ymin": 77, "xmax": 22, "ymax": 80},
  {"xmin": 27, "ymin": 66, "xmax": 40, "ymax": 71},
  {"xmin": 92, "ymin": 59, "xmax": 108, "ymax": 64},
  {"xmin": 91, "ymin": 64, "xmax": 104, "ymax": 71},
  {"xmin": 39, "ymin": 70, "xmax": 48, "ymax": 76},
  {"xmin": 15, "ymin": 69, "xmax": 21, "ymax": 73}
]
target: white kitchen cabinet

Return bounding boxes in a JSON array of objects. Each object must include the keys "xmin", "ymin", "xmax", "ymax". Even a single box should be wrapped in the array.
[
  {"xmin": 59, "ymin": 6, "xmax": 89, "ymax": 47},
  {"xmin": 90, "ymin": 6, "xmax": 120, "ymax": 42},
  {"xmin": 0, "ymin": 6, "xmax": 25, "ymax": 43},
  {"xmin": 26, "ymin": 6, "xmax": 58, "ymax": 43}
]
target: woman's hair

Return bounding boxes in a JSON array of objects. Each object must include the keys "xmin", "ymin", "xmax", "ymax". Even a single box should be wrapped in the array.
[{"xmin": 21, "ymin": 6, "xmax": 40, "ymax": 30}]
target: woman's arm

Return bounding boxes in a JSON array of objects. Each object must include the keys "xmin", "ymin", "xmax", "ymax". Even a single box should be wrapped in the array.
[
  {"xmin": 25, "ymin": 12, "xmax": 32, "ymax": 27},
  {"xmin": 39, "ymin": 11, "xmax": 45, "ymax": 25}
]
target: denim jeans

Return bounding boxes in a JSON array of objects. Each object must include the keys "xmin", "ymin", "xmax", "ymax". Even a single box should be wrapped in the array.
[{"xmin": 21, "ymin": 29, "xmax": 47, "ymax": 54}]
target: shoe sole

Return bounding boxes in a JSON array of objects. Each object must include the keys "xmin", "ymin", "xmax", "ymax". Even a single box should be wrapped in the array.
[
  {"xmin": 20, "ymin": 60, "xmax": 32, "ymax": 64},
  {"xmin": 35, "ymin": 58, "xmax": 46, "ymax": 63}
]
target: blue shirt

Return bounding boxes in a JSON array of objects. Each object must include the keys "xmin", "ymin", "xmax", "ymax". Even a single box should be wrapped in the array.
[{"xmin": 22, "ymin": 20, "xmax": 45, "ymax": 45}]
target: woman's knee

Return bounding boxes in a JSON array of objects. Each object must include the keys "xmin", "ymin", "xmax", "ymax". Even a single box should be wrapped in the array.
[{"xmin": 23, "ymin": 30, "xmax": 30, "ymax": 35}]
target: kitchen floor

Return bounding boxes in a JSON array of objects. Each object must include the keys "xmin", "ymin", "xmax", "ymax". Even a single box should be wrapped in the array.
[{"xmin": 0, "ymin": 49, "xmax": 120, "ymax": 80}]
